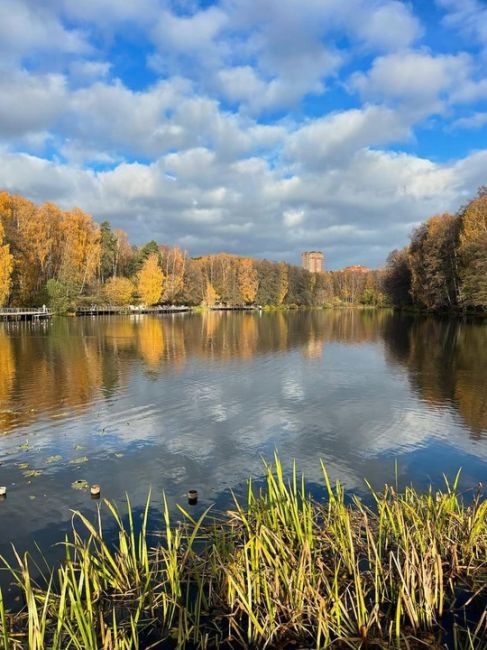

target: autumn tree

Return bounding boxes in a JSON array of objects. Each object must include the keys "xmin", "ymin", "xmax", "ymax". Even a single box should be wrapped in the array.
[
  {"xmin": 276, "ymin": 263, "xmax": 288, "ymax": 305},
  {"xmin": 383, "ymin": 248, "xmax": 412, "ymax": 307},
  {"xmin": 103, "ymin": 277, "xmax": 135, "ymax": 305},
  {"xmin": 180, "ymin": 258, "xmax": 204, "ymax": 305},
  {"xmin": 457, "ymin": 189, "xmax": 487, "ymax": 307},
  {"xmin": 204, "ymin": 282, "xmax": 219, "ymax": 307},
  {"xmin": 113, "ymin": 229, "xmax": 134, "ymax": 277},
  {"xmin": 137, "ymin": 253, "xmax": 164, "ymax": 305},
  {"xmin": 409, "ymin": 214, "xmax": 459, "ymax": 309},
  {"xmin": 255, "ymin": 259, "xmax": 281, "ymax": 305},
  {"xmin": 238, "ymin": 258, "xmax": 258, "ymax": 304},
  {"xmin": 0, "ymin": 192, "xmax": 38, "ymax": 303},
  {"xmin": 60, "ymin": 208, "xmax": 101, "ymax": 294},
  {"xmin": 0, "ymin": 220, "xmax": 14, "ymax": 306},
  {"xmin": 161, "ymin": 246, "xmax": 186, "ymax": 303}
]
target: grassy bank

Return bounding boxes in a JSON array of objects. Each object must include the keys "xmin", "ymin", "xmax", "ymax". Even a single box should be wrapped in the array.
[{"xmin": 1, "ymin": 457, "xmax": 486, "ymax": 649}]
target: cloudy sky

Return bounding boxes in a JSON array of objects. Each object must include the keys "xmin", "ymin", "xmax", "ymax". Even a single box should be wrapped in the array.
[{"xmin": 1, "ymin": 0, "xmax": 487, "ymax": 268}]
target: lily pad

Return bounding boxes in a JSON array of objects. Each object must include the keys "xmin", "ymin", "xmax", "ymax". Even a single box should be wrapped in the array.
[
  {"xmin": 17, "ymin": 462, "xmax": 29, "ymax": 470},
  {"xmin": 46, "ymin": 455, "xmax": 62, "ymax": 464},
  {"xmin": 18, "ymin": 442, "xmax": 31, "ymax": 451},
  {"xmin": 69, "ymin": 456, "xmax": 89, "ymax": 465},
  {"xmin": 23, "ymin": 469, "xmax": 43, "ymax": 478},
  {"xmin": 71, "ymin": 479, "xmax": 89, "ymax": 491}
]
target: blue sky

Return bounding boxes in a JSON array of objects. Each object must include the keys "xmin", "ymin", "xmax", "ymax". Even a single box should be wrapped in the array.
[{"xmin": 1, "ymin": 0, "xmax": 487, "ymax": 268}]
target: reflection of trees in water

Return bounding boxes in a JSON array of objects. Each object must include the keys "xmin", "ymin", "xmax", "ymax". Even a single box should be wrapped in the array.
[
  {"xmin": 137, "ymin": 317, "xmax": 165, "ymax": 371},
  {"xmin": 1, "ymin": 311, "xmax": 485, "ymax": 439},
  {"xmin": 0, "ymin": 331, "xmax": 15, "ymax": 428},
  {"xmin": 454, "ymin": 324, "xmax": 487, "ymax": 436},
  {"xmin": 383, "ymin": 314, "xmax": 487, "ymax": 438}
]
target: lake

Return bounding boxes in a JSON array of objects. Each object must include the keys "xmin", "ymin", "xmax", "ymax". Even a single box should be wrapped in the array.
[{"xmin": 0, "ymin": 310, "xmax": 486, "ymax": 565}]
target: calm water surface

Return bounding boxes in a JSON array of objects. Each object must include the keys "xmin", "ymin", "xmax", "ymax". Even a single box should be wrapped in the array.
[{"xmin": 0, "ymin": 310, "xmax": 486, "ymax": 563}]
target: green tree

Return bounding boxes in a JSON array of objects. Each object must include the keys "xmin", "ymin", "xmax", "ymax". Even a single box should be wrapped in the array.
[
  {"xmin": 100, "ymin": 221, "xmax": 117, "ymax": 282},
  {"xmin": 46, "ymin": 279, "xmax": 75, "ymax": 313}
]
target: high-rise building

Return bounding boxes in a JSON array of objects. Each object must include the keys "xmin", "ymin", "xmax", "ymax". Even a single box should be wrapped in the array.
[{"xmin": 301, "ymin": 251, "xmax": 324, "ymax": 273}]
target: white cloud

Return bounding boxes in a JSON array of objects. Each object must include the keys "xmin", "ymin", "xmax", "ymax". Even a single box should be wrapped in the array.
[
  {"xmin": 0, "ymin": 0, "xmax": 486, "ymax": 271},
  {"xmin": 0, "ymin": 71, "xmax": 66, "ymax": 138},
  {"xmin": 438, "ymin": 0, "xmax": 487, "ymax": 48},
  {"xmin": 0, "ymin": 0, "xmax": 91, "ymax": 64},
  {"xmin": 283, "ymin": 209, "xmax": 305, "ymax": 228},
  {"xmin": 451, "ymin": 111, "xmax": 487, "ymax": 130},
  {"xmin": 1, "ymin": 140, "xmax": 485, "ymax": 268},
  {"xmin": 285, "ymin": 105, "xmax": 411, "ymax": 170},
  {"xmin": 147, "ymin": 0, "xmax": 421, "ymax": 112},
  {"xmin": 69, "ymin": 60, "xmax": 112, "ymax": 84},
  {"xmin": 342, "ymin": 0, "xmax": 422, "ymax": 51},
  {"xmin": 349, "ymin": 51, "xmax": 476, "ymax": 116}
]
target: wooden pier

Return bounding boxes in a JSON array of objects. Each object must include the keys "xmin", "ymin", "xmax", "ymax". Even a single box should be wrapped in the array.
[
  {"xmin": 210, "ymin": 305, "xmax": 259, "ymax": 311},
  {"xmin": 0, "ymin": 308, "xmax": 52, "ymax": 321},
  {"xmin": 75, "ymin": 305, "xmax": 193, "ymax": 316}
]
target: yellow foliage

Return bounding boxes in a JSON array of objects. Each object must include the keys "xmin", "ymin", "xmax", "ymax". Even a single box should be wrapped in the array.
[
  {"xmin": 0, "ymin": 221, "xmax": 14, "ymax": 306},
  {"xmin": 137, "ymin": 253, "xmax": 164, "ymax": 305},
  {"xmin": 60, "ymin": 208, "xmax": 101, "ymax": 289},
  {"xmin": 103, "ymin": 277, "xmax": 135, "ymax": 305},
  {"xmin": 238, "ymin": 258, "xmax": 258, "ymax": 304},
  {"xmin": 0, "ymin": 331, "xmax": 15, "ymax": 404},
  {"xmin": 459, "ymin": 191, "xmax": 487, "ymax": 250},
  {"xmin": 137, "ymin": 317, "xmax": 165, "ymax": 369},
  {"xmin": 204, "ymin": 282, "xmax": 219, "ymax": 306}
]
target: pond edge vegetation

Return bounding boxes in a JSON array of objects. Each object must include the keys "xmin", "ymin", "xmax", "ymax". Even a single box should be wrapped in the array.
[{"xmin": 1, "ymin": 455, "xmax": 486, "ymax": 649}]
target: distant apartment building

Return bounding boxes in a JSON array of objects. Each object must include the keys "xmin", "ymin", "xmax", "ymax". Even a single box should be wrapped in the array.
[{"xmin": 301, "ymin": 251, "xmax": 324, "ymax": 273}]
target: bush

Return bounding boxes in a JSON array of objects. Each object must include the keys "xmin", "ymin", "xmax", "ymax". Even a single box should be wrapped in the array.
[
  {"xmin": 103, "ymin": 277, "xmax": 135, "ymax": 305},
  {"xmin": 46, "ymin": 279, "xmax": 76, "ymax": 313}
]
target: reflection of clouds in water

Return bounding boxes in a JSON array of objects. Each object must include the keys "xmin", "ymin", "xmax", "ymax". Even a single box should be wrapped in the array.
[
  {"xmin": 282, "ymin": 378, "xmax": 305, "ymax": 401},
  {"xmin": 0, "ymin": 311, "xmax": 486, "ymax": 564}
]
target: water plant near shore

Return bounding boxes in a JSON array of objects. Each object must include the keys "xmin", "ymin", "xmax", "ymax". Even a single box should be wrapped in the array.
[{"xmin": 0, "ymin": 456, "xmax": 486, "ymax": 649}]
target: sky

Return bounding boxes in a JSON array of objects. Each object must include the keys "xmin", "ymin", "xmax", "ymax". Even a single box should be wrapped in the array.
[{"xmin": 1, "ymin": 0, "xmax": 487, "ymax": 268}]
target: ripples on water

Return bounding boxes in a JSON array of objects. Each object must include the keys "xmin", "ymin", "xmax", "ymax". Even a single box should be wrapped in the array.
[{"xmin": 0, "ymin": 310, "xmax": 486, "ymax": 561}]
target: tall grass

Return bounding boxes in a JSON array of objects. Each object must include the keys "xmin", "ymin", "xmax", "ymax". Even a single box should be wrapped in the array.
[{"xmin": 0, "ymin": 456, "xmax": 486, "ymax": 648}]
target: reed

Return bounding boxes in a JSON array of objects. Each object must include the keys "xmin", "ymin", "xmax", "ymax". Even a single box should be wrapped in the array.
[{"xmin": 0, "ymin": 456, "xmax": 486, "ymax": 649}]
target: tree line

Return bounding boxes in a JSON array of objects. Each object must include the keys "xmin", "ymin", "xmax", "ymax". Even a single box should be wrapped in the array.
[
  {"xmin": 0, "ymin": 188, "xmax": 485, "ymax": 311},
  {"xmin": 384, "ymin": 187, "xmax": 487, "ymax": 310},
  {"xmin": 0, "ymin": 191, "xmax": 386, "ymax": 310}
]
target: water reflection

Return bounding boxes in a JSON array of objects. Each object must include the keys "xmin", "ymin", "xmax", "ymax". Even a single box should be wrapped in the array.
[
  {"xmin": 0, "ymin": 311, "xmax": 485, "ymax": 439},
  {"xmin": 0, "ymin": 310, "xmax": 486, "ymax": 565},
  {"xmin": 384, "ymin": 314, "xmax": 487, "ymax": 438}
]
